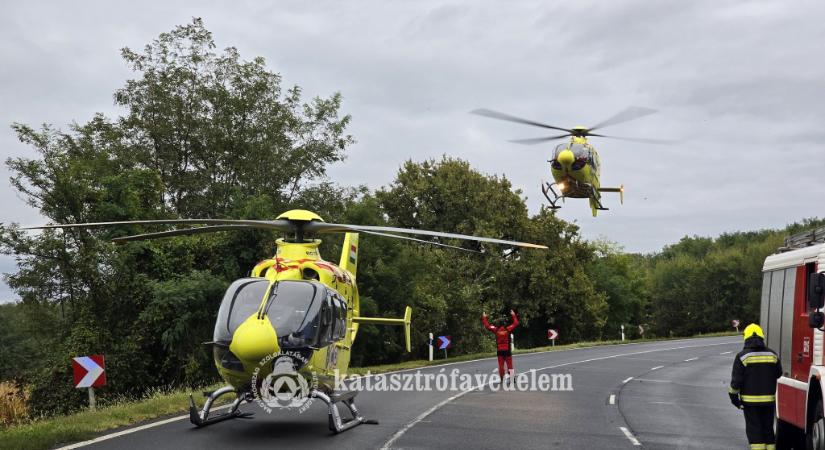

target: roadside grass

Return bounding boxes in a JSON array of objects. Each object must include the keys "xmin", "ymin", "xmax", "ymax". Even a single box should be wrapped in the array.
[
  {"xmin": 0, "ymin": 384, "xmax": 224, "ymax": 450},
  {"xmin": 0, "ymin": 331, "xmax": 738, "ymax": 449}
]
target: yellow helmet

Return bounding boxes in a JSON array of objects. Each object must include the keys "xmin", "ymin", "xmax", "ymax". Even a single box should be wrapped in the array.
[{"xmin": 743, "ymin": 323, "xmax": 765, "ymax": 341}]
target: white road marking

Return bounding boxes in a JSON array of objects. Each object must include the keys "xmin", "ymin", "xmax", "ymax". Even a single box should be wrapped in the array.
[
  {"xmin": 381, "ymin": 340, "xmax": 737, "ymax": 448},
  {"xmin": 63, "ymin": 346, "xmax": 603, "ymax": 449},
  {"xmin": 609, "ymin": 394, "xmax": 616, "ymax": 405},
  {"xmin": 357, "ymin": 337, "xmax": 736, "ymax": 379},
  {"xmin": 684, "ymin": 357, "xmax": 698, "ymax": 362},
  {"xmin": 651, "ymin": 365, "xmax": 664, "ymax": 370},
  {"xmin": 622, "ymin": 377, "xmax": 634, "ymax": 384},
  {"xmin": 720, "ymin": 351, "xmax": 733, "ymax": 355},
  {"xmin": 620, "ymin": 426, "xmax": 642, "ymax": 446},
  {"xmin": 60, "ymin": 338, "xmax": 739, "ymax": 449},
  {"xmin": 381, "ymin": 389, "xmax": 477, "ymax": 449},
  {"xmin": 55, "ymin": 404, "xmax": 233, "ymax": 449}
]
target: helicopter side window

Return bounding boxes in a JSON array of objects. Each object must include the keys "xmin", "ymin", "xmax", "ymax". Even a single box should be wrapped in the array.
[
  {"xmin": 551, "ymin": 144, "xmax": 567, "ymax": 169},
  {"xmin": 214, "ymin": 278, "xmax": 269, "ymax": 343},
  {"xmin": 331, "ymin": 295, "xmax": 347, "ymax": 340},
  {"xmin": 312, "ymin": 294, "xmax": 335, "ymax": 348}
]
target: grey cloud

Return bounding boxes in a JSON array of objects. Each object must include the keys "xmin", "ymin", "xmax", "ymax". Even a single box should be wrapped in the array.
[{"xmin": 1, "ymin": 0, "xmax": 824, "ymax": 302}]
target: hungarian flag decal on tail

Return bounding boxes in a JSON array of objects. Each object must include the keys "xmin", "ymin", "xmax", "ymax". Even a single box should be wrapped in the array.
[{"xmin": 340, "ymin": 233, "xmax": 359, "ymax": 277}]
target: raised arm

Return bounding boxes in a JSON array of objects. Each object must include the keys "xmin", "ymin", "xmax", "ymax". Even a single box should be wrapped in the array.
[
  {"xmin": 482, "ymin": 313, "xmax": 496, "ymax": 332},
  {"xmin": 507, "ymin": 310, "xmax": 519, "ymax": 331}
]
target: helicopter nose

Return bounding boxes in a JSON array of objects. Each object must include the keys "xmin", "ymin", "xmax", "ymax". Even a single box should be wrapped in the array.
[
  {"xmin": 229, "ymin": 315, "xmax": 281, "ymax": 363},
  {"xmin": 557, "ymin": 150, "xmax": 574, "ymax": 167}
]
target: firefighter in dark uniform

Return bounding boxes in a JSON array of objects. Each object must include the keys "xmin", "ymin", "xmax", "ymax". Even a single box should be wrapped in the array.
[{"xmin": 729, "ymin": 323, "xmax": 782, "ymax": 450}]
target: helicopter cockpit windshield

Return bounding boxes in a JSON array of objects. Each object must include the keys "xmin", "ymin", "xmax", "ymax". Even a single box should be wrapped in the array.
[
  {"xmin": 552, "ymin": 143, "xmax": 592, "ymax": 170},
  {"xmin": 552, "ymin": 143, "xmax": 568, "ymax": 159},
  {"xmin": 213, "ymin": 279, "xmax": 346, "ymax": 350}
]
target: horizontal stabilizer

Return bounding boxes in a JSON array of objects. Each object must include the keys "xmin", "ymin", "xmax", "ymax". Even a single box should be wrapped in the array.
[
  {"xmin": 598, "ymin": 185, "xmax": 624, "ymax": 204},
  {"xmin": 353, "ymin": 306, "xmax": 412, "ymax": 352}
]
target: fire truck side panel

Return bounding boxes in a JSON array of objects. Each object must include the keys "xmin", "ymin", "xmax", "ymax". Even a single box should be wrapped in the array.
[
  {"xmin": 762, "ymin": 243, "xmax": 824, "ymax": 432},
  {"xmin": 778, "ymin": 381, "xmax": 805, "ymax": 427}
]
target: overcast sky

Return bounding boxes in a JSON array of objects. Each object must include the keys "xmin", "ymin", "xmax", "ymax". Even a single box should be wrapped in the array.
[{"xmin": 1, "ymin": 0, "xmax": 824, "ymax": 301}]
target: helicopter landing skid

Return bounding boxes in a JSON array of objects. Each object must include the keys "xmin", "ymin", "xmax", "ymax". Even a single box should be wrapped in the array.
[
  {"xmin": 590, "ymin": 185, "xmax": 609, "ymax": 211},
  {"xmin": 313, "ymin": 390, "xmax": 378, "ymax": 434},
  {"xmin": 541, "ymin": 182, "xmax": 563, "ymax": 209},
  {"xmin": 188, "ymin": 386, "xmax": 252, "ymax": 427}
]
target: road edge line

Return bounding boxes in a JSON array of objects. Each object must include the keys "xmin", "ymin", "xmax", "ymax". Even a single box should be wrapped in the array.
[{"xmin": 620, "ymin": 426, "xmax": 642, "ymax": 446}]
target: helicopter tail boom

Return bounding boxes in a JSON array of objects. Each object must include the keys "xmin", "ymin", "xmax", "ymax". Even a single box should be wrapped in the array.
[{"xmin": 352, "ymin": 306, "xmax": 412, "ymax": 352}]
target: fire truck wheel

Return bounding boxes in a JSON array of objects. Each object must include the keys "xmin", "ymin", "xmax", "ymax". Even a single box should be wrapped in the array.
[{"xmin": 809, "ymin": 400, "xmax": 825, "ymax": 450}]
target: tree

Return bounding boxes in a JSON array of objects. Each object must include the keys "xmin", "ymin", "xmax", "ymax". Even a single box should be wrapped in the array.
[
  {"xmin": 0, "ymin": 18, "xmax": 354, "ymax": 414},
  {"xmin": 115, "ymin": 18, "xmax": 353, "ymax": 217},
  {"xmin": 588, "ymin": 240, "xmax": 649, "ymax": 338}
]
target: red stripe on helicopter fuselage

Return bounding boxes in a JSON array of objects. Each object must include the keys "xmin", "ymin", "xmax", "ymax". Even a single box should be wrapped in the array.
[{"xmin": 269, "ymin": 258, "xmax": 353, "ymax": 284}]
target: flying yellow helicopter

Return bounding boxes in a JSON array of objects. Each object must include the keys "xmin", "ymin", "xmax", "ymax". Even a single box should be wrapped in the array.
[
  {"xmin": 472, "ymin": 106, "xmax": 673, "ymax": 216},
  {"xmin": 26, "ymin": 209, "xmax": 546, "ymax": 433}
]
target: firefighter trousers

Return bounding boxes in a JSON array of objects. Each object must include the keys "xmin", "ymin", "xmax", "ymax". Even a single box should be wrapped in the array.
[
  {"xmin": 496, "ymin": 350, "xmax": 513, "ymax": 378},
  {"xmin": 743, "ymin": 405, "xmax": 775, "ymax": 449}
]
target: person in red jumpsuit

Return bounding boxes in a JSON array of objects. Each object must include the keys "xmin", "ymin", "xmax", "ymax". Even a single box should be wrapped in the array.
[{"xmin": 482, "ymin": 310, "xmax": 519, "ymax": 380}]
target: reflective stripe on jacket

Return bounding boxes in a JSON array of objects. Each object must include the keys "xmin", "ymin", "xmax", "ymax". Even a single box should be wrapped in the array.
[{"xmin": 730, "ymin": 337, "xmax": 782, "ymax": 406}]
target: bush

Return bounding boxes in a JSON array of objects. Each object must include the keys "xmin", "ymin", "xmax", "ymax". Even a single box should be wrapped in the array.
[{"xmin": 0, "ymin": 382, "xmax": 29, "ymax": 426}]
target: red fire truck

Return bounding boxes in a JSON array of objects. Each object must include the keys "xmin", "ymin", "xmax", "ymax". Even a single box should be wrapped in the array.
[{"xmin": 762, "ymin": 227, "xmax": 825, "ymax": 449}]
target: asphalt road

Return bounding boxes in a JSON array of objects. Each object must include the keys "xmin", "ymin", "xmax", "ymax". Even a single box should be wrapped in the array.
[{"xmin": 63, "ymin": 336, "xmax": 747, "ymax": 450}]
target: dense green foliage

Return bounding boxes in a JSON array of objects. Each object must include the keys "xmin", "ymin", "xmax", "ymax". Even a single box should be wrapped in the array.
[{"xmin": 0, "ymin": 20, "xmax": 821, "ymax": 419}]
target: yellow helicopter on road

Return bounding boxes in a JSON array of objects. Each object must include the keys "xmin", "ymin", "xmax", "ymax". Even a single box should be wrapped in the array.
[
  {"xmin": 27, "ymin": 210, "xmax": 546, "ymax": 433},
  {"xmin": 472, "ymin": 106, "xmax": 673, "ymax": 216}
]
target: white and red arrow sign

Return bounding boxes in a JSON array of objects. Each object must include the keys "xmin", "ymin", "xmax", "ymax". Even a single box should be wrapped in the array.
[
  {"xmin": 547, "ymin": 329, "xmax": 559, "ymax": 340},
  {"xmin": 72, "ymin": 355, "xmax": 106, "ymax": 388}
]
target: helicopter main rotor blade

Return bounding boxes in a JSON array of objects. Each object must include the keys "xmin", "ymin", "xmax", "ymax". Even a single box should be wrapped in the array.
[
  {"xmin": 588, "ymin": 106, "xmax": 657, "ymax": 132},
  {"xmin": 110, "ymin": 225, "xmax": 263, "ymax": 244},
  {"xmin": 509, "ymin": 134, "xmax": 571, "ymax": 145},
  {"xmin": 358, "ymin": 230, "xmax": 481, "ymax": 254},
  {"xmin": 587, "ymin": 133, "xmax": 679, "ymax": 145},
  {"xmin": 24, "ymin": 218, "xmax": 294, "ymax": 232},
  {"xmin": 25, "ymin": 217, "xmax": 547, "ymax": 250},
  {"xmin": 471, "ymin": 108, "xmax": 572, "ymax": 133},
  {"xmin": 309, "ymin": 222, "xmax": 548, "ymax": 249}
]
